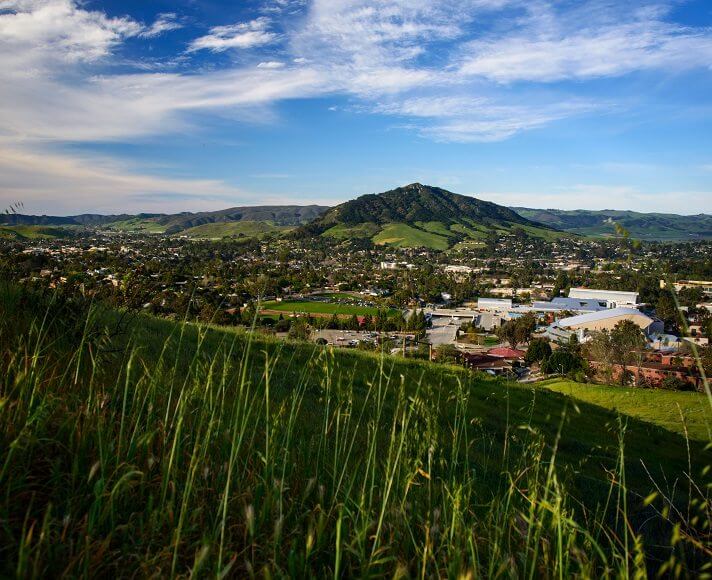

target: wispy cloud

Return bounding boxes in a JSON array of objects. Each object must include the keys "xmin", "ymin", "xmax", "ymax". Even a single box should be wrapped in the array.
[
  {"xmin": 372, "ymin": 96, "xmax": 601, "ymax": 141},
  {"xmin": 140, "ymin": 13, "xmax": 183, "ymax": 39},
  {"xmin": 458, "ymin": 4, "xmax": 712, "ymax": 82},
  {"xmin": 187, "ymin": 17, "xmax": 279, "ymax": 52},
  {"xmin": 0, "ymin": 143, "xmax": 254, "ymax": 214}
]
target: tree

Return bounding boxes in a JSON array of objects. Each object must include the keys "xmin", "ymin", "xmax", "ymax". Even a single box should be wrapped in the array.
[
  {"xmin": 656, "ymin": 291, "xmax": 679, "ymax": 332},
  {"xmin": 496, "ymin": 314, "xmax": 538, "ymax": 349},
  {"xmin": 435, "ymin": 344, "xmax": 460, "ymax": 365},
  {"xmin": 288, "ymin": 318, "xmax": 311, "ymax": 341},
  {"xmin": 496, "ymin": 321, "xmax": 519, "ymax": 349},
  {"xmin": 525, "ymin": 338, "xmax": 552, "ymax": 365},
  {"xmin": 542, "ymin": 349, "xmax": 583, "ymax": 375},
  {"xmin": 700, "ymin": 346, "xmax": 712, "ymax": 377},
  {"xmin": 610, "ymin": 319, "xmax": 647, "ymax": 371},
  {"xmin": 661, "ymin": 376, "xmax": 693, "ymax": 391},
  {"xmin": 515, "ymin": 312, "xmax": 538, "ymax": 345}
]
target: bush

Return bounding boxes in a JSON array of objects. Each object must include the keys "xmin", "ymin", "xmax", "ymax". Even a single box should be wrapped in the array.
[{"xmin": 661, "ymin": 376, "xmax": 695, "ymax": 391}]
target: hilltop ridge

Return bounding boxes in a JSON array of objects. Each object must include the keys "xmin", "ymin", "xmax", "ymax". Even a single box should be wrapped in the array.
[{"xmin": 298, "ymin": 182, "xmax": 558, "ymax": 248}]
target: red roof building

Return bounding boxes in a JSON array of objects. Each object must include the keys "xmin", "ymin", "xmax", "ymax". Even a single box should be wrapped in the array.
[{"xmin": 486, "ymin": 347, "xmax": 526, "ymax": 360}]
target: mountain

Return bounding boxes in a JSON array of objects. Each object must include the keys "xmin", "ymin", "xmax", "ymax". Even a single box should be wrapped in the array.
[
  {"xmin": 299, "ymin": 183, "xmax": 559, "ymax": 249},
  {"xmin": 511, "ymin": 208, "xmax": 712, "ymax": 241},
  {"xmin": 0, "ymin": 206, "xmax": 329, "ymax": 237}
]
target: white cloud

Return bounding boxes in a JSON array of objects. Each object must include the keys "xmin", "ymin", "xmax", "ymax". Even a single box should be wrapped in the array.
[
  {"xmin": 1, "ymin": 0, "xmax": 711, "ymax": 212},
  {"xmin": 372, "ymin": 96, "xmax": 600, "ymax": 141},
  {"xmin": 257, "ymin": 60, "xmax": 285, "ymax": 69},
  {"xmin": 0, "ymin": 0, "xmax": 142, "ymax": 70},
  {"xmin": 458, "ymin": 5, "xmax": 712, "ymax": 82},
  {"xmin": 140, "ymin": 13, "xmax": 183, "ymax": 39},
  {"xmin": 187, "ymin": 17, "xmax": 278, "ymax": 52}
]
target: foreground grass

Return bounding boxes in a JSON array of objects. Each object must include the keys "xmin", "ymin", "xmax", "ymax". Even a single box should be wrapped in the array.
[
  {"xmin": 540, "ymin": 379, "xmax": 712, "ymax": 441},
  {"xmin": 1, "ymin": 283, "xmax": 711, "ymax": 577}
]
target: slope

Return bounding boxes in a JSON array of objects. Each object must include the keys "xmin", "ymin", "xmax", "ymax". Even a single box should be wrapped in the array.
[{"xmin": 0, "ymin": 282, "xmax": 709, "ymax": 576}]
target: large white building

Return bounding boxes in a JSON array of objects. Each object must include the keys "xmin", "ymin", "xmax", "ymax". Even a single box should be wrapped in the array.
[
  {"xmin": 568, "ymin": 287, "xmax": 639, "ymax": 308},
  {"xmin": 477, "ymin": 298, "xmax": 512, "ymax": 311},
  {"xmin": 543, "ymin": 307, "xmax": 663, "ymax": 343}
]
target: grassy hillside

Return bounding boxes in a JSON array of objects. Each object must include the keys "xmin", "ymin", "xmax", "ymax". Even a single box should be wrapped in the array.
[
  {"xmin": 106, "ymin": 217, "xmax": 167, "ymax": 233},
  {"xmin": 540, "ymin": 379, "xmax": 711, "ymax": 440},
  {"xmin": 372, "ymin": 223, "xmax": 451, "ymax": 250},
  {"xmin": 513, "ymin": 208, "xmax": 712, "ymax": 241},
  {"xmin": 0, "ymin": 283, "xmax": 710, "ymax": 576},
  {"xmin": 180, "ymin": 221, "xmax": 291, "ymax": 239},
  {"xmin": 158, "ymin": 205, "xmax": 328, "ymax": 233},
  {"xmin": 0, "ymin": 225, "xmax": 73, "ymax": 240}
]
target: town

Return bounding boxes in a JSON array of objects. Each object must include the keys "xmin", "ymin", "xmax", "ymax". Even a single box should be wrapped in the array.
[{"xmin": 3, "ymin": 226, "xmax": 710, "ymax": 391}]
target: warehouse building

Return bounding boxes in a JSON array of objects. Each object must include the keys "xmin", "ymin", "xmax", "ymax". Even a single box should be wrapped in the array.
[
  {"xmin": 543, "ymin": 307, "xmax": 663, "ymax": 343},
  {"xmin": 568, "ymin": 287, "xmax": 639, "ymax": 308}
]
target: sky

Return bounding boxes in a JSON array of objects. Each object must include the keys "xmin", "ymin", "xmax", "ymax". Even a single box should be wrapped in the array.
[{"xmin": 0, "ymin": 0, "xmax": 711, "ymax": 215}]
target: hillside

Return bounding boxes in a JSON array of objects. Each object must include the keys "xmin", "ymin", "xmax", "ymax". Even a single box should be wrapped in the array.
[
  {"xmin": 0, "ymin": 225, "xmax": 75, "ymax": 240},
  {"xmin": 156, "ymin": 205, "xmax": 328, "ymax": 234},
  {"xmin": 300, "ymin": 183, "xmax": 560, "ymax": 248},
  {"xmin": 0, "ymin": 205, "xmax": 329, "ymax": 237},
  {"xmin": 0, "ymin": 283, "xmax": 709, "ymax": 576},
  {"xmin": 513, "ymin": 207, "xmax": 712, "ymax": 241},
  {"xmin": 5, "ymin": 198, "xmax": 710, "ymax": 243}
]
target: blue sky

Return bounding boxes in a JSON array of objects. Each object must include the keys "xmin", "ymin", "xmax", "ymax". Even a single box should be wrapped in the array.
[{"xmin": 0, "ymin": 0, "xmax": 710, "ymax": 215}]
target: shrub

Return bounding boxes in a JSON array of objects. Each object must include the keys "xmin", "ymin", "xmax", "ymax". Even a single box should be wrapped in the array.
[{"xmin": 661, "ymin": 376, "xmax": 694, "ymax": 391}]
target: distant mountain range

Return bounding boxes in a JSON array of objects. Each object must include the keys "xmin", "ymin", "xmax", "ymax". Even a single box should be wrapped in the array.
[
  {"xmin": 2, "ymin": 185, "xmax": 710, "ymax": 244},
  {"xmin": 511, "ymin": 208, "xmax": 712, "ymax": 241}
]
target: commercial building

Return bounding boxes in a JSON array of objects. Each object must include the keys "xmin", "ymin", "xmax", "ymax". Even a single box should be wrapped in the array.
[
  {"xmin": 661, "ymin": 279, "xmax": 712, "ymax": 296},
  {"xmin": 477, "ymin": 298, "xmax": 512, "ymax": 310},
  {"xmin": 543, "ymin": 307, "xmax": 663, "ymax": 343},
  {"xmin": 568, "ymin": 287, "xmax": 639, "ymax": 308},
  {"xmin": 531, "ymin": 296, "xmax": 608, "ymax": 314}
]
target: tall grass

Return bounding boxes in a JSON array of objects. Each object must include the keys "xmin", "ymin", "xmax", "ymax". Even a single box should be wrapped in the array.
[{"xmin": 0, "ymin": 284, "xmax": 710, "ymax": 577}]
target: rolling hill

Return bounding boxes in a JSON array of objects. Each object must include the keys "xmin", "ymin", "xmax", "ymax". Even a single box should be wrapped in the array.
[
  {"xmin": 512, "ymin": 207, "xmax": 712, "ymax": 241},
  {"xmin": 4, "ymin": 194, "xmax": 710, "ymax": 243},
  {"xmin": 1, "ymin": 206, "xmax": 329, "ymax": 237},
  {"xmin": 299, "ymin": 183, "xmax": 559, "ymax": 248}
]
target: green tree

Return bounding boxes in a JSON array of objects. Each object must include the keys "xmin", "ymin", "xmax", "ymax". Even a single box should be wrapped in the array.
[
  {"xmin": 435, "ymin": 344, "xmax": 460, "ymax": 365},
  {"xmin": 610, "ymin": 319, "xmax": 647, "ymax": 368},
  {"xmin": 525, "ymin": 338, "xmax": 552, "ymax": 365},
  {"xmin": 542, "ymin": 350, "xmax": 583, "ymax": 375},
  {"xmin": 496, "ymin": 320, "xmax": 520, "ymax": 349},
  {"xmin": 656, "ymin": 291, "xmax": 679, "ymax": 331}
]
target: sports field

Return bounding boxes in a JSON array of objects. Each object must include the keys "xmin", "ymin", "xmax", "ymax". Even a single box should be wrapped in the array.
[{"xmin": 261, "ymin": 299, "xmax": 389, "ymax": 316}]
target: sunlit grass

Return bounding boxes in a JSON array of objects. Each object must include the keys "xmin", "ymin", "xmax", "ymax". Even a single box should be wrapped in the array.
[
  {"xmin": 540, "ymin": 379, "xmax": 712, "ymax": 440},
  {"xmin": 0, "ymin": 282, "xmax": 710, "ymax": 577}
]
